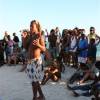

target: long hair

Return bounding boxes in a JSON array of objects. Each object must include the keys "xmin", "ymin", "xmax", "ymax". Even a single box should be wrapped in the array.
[{"xmin": 30, "ymin": 20, "xmax": 41, "ymax": 36}]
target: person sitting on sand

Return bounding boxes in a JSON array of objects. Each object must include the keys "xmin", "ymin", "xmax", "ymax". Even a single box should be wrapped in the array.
[
  {"xmin": 77, "ymin": 57, "xmax": 99, "ymax": 85},
  {"xmin": 41, "ymin": 59, "xmax": 61, "ymax": 85}
]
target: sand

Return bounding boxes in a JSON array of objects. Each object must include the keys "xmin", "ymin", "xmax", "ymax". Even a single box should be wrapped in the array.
[{"xmin": 0, "ymin": 64, "xmax": 92, "ymax": 100}]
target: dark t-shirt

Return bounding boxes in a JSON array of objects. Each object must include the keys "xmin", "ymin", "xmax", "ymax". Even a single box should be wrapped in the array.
[
  {"xmin": 87, "ymin": 44, "xmax": 97, "ymax": 58},
  {"xmin": 48, "ymin": 34, "xmax": 57, "ymax": 48},
  {"xmin": 13, "ymin": 36, "xmax": 19, "ymax": 43}
]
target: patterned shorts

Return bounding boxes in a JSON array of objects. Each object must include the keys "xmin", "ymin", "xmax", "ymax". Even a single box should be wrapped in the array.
[{"xmin": 26, "ymin": 57, "xmax": 43, "ymax": 82}]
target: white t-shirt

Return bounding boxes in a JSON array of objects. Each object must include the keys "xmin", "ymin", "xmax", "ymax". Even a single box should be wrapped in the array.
[{"xmin": 70, "ymin": 36, "xmax": 77, "ymax": 52}]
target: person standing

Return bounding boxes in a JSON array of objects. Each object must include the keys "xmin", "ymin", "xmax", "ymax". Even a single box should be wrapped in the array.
[
  {"xmin": 26, "ymin": 20, "xmax": 46, "ymax": 100},
  {"xmin": 55, "ymin": 27, "xmax": 61, "ymax": 57},
  {"xmin": 7, "ymin": 35, "xmax": 15, "ymax": 65},
  {"xmin": 13, "ymin": 32, "xmax": 19, "ymax": 48},
  {"xmin": 77, "ymin": 33, "xmax": 88, "ymax": 64},
  {"xmin": 20, "ymin": 30, "xmax": 29, "ymax": 72},
  {"xmin": 3, "ymin": 31, "xmax": 9, "ymax": 63},
  {"xmin": 88, "ymin": 27, "xmax": 100, "ymax": 43},
  {"xmin": 87, "ymin": 38, "xmax": 100, "ymax": 63},
  {"xmin": 48, "ymin": 29, "xmax": 57, "ymax": 59}
]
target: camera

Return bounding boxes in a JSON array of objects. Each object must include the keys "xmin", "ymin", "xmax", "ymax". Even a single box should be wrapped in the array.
[{"xmin": 31, "ymin": 33, "xmax": 39, "ymax": 41}]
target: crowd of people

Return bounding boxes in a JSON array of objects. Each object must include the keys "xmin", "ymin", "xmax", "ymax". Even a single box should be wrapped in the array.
[
  {"xmin": 0, "ymin": 32, "xmax": 20, "ymax": 66},
  {"xmin": 0, "ymin": 20, "xmax": 100, "ymax": 100}
]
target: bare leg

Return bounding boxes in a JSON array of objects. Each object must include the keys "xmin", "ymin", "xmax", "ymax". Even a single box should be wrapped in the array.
[
  {"xmin": 7, "ymin": 56, "xmax": 11, "ymax": 65},
  {"xmin": 41, "ymin": 75, "xmax": 47, "ymax": 85},
  {"xmin": 79, "ymin": 72, "xmax": 90, "ymax": 84},
  {"xmin": 13, "ymin": 56, "xmax": 16, "ymax": 65},
  {"xmin": 41, "ymin": 73, "xmax": 53, "ymax": 85},
  {"xmin": 37, "ymin": 81, "xmax": 45, "ymax": 100},
  {"xmin": 32, "ymin": 81, "xmax": 38, "ymax": 100}
]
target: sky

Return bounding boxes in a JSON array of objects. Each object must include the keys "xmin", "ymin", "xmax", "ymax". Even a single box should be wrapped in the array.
[{"xmin": 0, "ymin": 0, "xmax": 100, "ymax": 40}]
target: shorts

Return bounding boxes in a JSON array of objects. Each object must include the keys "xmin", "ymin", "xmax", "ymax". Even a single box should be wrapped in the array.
[{"xmin": 26, "ymin": 57, "xmax": 43, "ymax": 82}]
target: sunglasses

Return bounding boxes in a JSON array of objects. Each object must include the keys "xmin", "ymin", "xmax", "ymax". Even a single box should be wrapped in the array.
[{"xmin": 90, "ymin": 30, "xmax": 94, "ymax": 31}]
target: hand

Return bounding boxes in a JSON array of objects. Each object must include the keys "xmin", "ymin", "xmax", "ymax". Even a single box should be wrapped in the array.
[{"xmin": 32, "ymin": 39, "xmax": 40, "ymax": 47}]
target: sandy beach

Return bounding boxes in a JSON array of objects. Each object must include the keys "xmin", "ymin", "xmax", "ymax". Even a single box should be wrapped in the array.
[{"xmin": 0, "ymin": 63, "xmax": 93, "ymax": 100}]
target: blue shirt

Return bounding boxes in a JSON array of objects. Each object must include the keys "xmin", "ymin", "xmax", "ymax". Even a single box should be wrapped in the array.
[{"xmin": 78, "ymin": 39, "xmax": 88, "ymax": 57}]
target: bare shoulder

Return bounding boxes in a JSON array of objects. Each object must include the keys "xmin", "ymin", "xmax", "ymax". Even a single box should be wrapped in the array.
[
  {"xmin": 40, "ymin": 35, "xmax": 45, "ymax": 42},
  {"xmin": 40, "ymin": 35, "xmax": 45, "ymax": 45}
]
